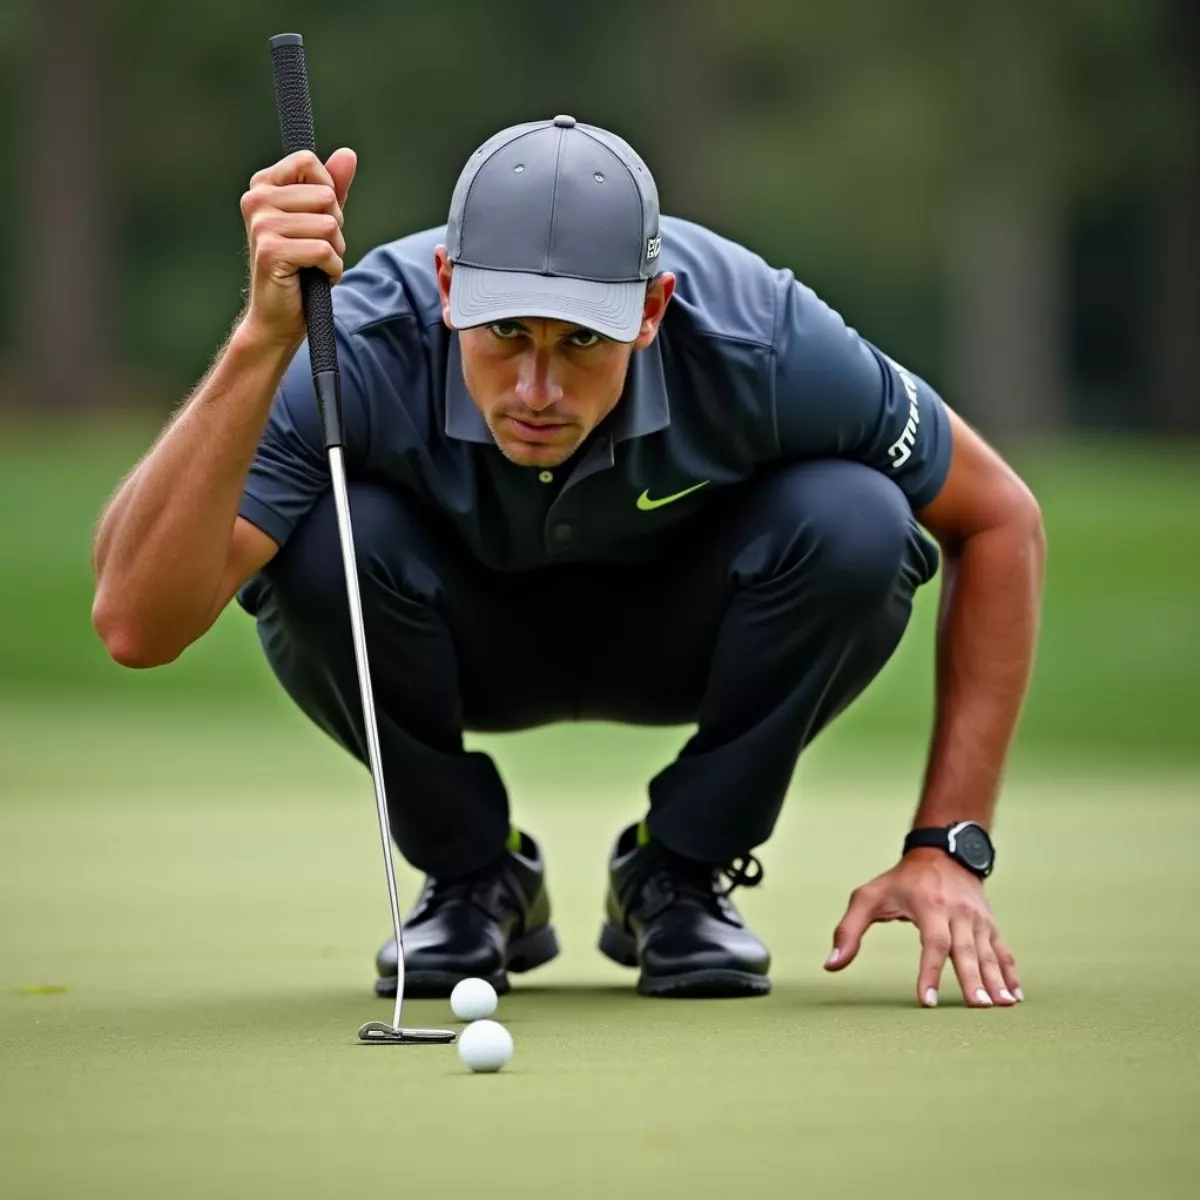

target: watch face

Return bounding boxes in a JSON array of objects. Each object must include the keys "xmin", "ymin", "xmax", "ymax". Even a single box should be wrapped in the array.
[{"xmin": 953, "ymin": 824, "xmax": 993, "ymax": 871}]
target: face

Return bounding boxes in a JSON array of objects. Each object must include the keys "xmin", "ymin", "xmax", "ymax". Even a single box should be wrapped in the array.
[{"xmin": 436, "ymin": 248, "xmax": 674, "ymax": 468}]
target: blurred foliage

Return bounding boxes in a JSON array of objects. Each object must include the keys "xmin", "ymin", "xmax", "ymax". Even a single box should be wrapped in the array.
[
  {"xmin": 2, "ymin": 0, "xmax": 1196, "ymax": 426},
  {"xmin": 1, "ymin": 4, "xmax": 1195, "ymax": 761}
]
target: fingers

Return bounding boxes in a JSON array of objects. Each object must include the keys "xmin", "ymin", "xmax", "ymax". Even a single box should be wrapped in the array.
[
  {"xmin": 992, "ymin": 932, "xmax": 1023, "ymax": 1002},
  {"xmin": 241, "ymin": 155, "xmax": 348, "ymax": 293},
  {"xmin": 243, "ymin": 152, "xmax": 349, "ymax": 233},
  {"xmin": 917, "ymin": 907, "xmax": 1022, "ymax": 1009},
  {"xmin": 976, "ymin": 919, "xmax": 1018, "ymax": 1005},
  {"xmin": 326, "ymin": 146, "xmax": 357, "ymax": 207},
  {"xmin": 253, "ymin": 211, "xmax": 345, "ymax": 260},
  {"xmin": 251, "ymin": 149, "xmax": 337, "ymax": 190},
  {"xmin": 916, "ymin": 914, "xmax": 951, "ymax": 1007},
  {"xmin": 266, "ymin": 184, "xmax": 344, "ymax": 222},
  {"xmin": 949, "ymin": 914, "xmax": 1003, "ymax": 1008},
  {"xmin": 243, "ymin": 184, "xmax": 344, "ymax": 234},
  {"xmin": 825, "ymin": 886, "xmax": 879, "ymax": 971},
  {"xmin": 255, "ymin": 234, "xmax": 345, "ymax": 285},
  {"xmin": 246, "ymin": 148, "xmax": 353, "ymax": 213}
]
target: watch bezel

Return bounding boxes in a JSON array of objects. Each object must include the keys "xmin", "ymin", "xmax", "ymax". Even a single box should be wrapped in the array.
[{"xmin": 947, "ymin": 821, "xmax": 994, "ymax": 875}]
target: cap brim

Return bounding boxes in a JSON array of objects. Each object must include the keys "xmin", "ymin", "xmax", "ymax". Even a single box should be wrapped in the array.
[{"xmin": 448, "ymin": 266, "xmax": 644, "ymax": 342}]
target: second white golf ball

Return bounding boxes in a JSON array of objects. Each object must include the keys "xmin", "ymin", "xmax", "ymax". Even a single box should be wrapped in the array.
[
  {"xmin": 450, "ymin": 977, "xmax": 498, "ymax": 1021},
  {"xmin": 457, "ymin": 1019, "xmax": 513, "ymax": 1073}
]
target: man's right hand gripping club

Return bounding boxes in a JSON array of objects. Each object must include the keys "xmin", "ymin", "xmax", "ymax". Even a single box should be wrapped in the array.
[
  {"xmin": 239, "ymin": 146, "xmax": 357, "ymax": 346},
  {"xmin": 90, "ymin": 145, "xmax": 356, "ymax": 669}
]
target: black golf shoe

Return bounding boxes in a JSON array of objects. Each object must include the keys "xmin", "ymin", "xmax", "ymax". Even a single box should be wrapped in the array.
[
  {"xmin": 599, "ymin": 823, "xmax": 771, "ymax": 998},
  {"xmin": 374, "ymin": 831, "xmax": 559, "ymax": 999}
]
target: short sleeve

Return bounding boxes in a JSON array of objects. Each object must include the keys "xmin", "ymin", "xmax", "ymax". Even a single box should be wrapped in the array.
[
  {"xmin": 238, "ymin": 323, "xmax": 369, "ymax": 548},
  {"xmin": 773, "ymin": 277, "xmax": 953, "ymax": 509}
]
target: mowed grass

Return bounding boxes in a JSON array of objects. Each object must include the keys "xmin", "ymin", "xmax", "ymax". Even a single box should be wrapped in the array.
[
  {"xmin": 1, "ymin": 426, "xmax": 1197, "ymax": 1195},
  {"xmin": 1, "ymin": 706, "xmax": 1198, "ymax": 1199}
]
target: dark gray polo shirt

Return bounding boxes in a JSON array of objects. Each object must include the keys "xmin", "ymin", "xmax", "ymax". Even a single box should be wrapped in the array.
[{"xmin": 238, "ymin": 216, "xmax": 952, "ymax": 573}]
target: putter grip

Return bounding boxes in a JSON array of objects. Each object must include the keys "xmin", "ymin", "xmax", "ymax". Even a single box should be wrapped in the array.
[{"xmin": 268, "ymin": 32, "xmax": 343, "ymax": 446}]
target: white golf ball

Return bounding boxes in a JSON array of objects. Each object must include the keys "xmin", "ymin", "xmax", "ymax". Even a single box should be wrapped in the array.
[
  {"xmin": 450, "ymin": 977, "xmax": 498, "ymax": 1022},
  {"xmin": 457, "ymin": 1019, "xmax": 513, "ymax": 1073}
]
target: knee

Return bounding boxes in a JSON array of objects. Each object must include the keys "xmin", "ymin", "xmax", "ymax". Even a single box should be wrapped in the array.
[
  {"xmin": 801, "ymin": 464, "xmax": 914, "ymax": 611},
  {"xmin": 263, "ymin": 483, "xmax": 441, "ymax": 635},
  {"xmin": 738, "ymin": 462, "xmax": 917, "ymax": 613}
]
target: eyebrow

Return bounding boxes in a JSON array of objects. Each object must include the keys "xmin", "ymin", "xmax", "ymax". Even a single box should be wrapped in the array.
[{"xmin": 494, "ymin": 320, "xmax": 608, "ymax": 341}]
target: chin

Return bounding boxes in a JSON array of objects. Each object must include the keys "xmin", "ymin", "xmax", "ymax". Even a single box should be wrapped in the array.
[{"xmin": 494, "ymin": 435, "xmax": 579, "ymax": 469}]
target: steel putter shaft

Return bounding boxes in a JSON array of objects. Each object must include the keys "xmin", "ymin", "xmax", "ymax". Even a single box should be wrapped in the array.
[
  {"xmin": 330, "ymin": 452, "xmax": 456, "ymax": 1048},
  {"xmin": 268, "ymin": 32, "xmax": 454, "ymax": 1049}
]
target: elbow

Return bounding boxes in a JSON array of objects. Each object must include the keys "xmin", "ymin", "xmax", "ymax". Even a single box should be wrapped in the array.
[
  {"xmin": 107, "ymin": 638, "xmax": 181, "ymax": 671},
  {"xmin": 92, "ymin": 594, "xmax": 183, "ymax": 669},
  {"xmin": 1018, "ymin": 484, "xmax": 1046, "ymax": 561},
  {"xmin": 1008, "ymin": 479, "xmax": 1047, "ymax": 573}
]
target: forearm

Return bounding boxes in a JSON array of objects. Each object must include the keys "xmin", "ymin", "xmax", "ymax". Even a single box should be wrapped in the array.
[
  {"xmin": 92, "ymin": 316, "xmax": 300, "ymax": 663},
  {"xmin": 914, "ymin": 514, "xmax": 1046, "ymax": 829}
]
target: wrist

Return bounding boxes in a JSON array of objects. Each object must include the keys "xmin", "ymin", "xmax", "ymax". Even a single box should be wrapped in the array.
[
  {"xmin": 903, "ymin": 821, "xmax": 995, "ymax": 879},
  {"xmin": 901, "ymin": 847, "xmax": 948, "ymax": 867},
  {"xmin": 232, "ymin": 312, "xmax": 306, "ymax": 363}
]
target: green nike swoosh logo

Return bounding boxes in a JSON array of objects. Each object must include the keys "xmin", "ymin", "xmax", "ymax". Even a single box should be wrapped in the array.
[{"xmin": 636, "ymin": 480, "xmax": 711, "ymax": 511}]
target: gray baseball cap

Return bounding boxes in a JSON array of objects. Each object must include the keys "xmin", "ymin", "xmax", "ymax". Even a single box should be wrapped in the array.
[{"xmin": 446, "ymin": 115, "xmax": 661, "ymax": 343}]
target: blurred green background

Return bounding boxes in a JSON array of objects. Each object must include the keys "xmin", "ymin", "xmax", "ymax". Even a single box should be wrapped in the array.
[
  {"xmin": 0, "ymin": 0, "xmax": 1196, "ymax": 759},
  {"xmin": 1, "ymin": 2, "xmax": 1198, "ymax": 1198}
]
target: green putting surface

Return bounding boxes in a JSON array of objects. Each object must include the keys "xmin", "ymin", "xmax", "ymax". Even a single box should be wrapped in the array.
[{"xmin": 1, "ymin": 706, "xmax": 1197, "ymax": 1199}]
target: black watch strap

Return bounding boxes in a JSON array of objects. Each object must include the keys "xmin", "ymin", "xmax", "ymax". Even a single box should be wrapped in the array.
[{"xmin": 903, "ymin": 822, "xmax": 995, "ymax": 879}]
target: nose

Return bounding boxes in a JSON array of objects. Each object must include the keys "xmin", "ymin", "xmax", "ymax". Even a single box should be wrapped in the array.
[{"xmin": 514, "ymin": 351, "xmax": 563, "ymax": 413}]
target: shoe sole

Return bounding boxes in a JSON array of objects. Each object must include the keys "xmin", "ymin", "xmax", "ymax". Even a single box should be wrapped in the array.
[
  {"xmin": 597, "ymin": 923, "xmax": 772, "ymax": 999},
  {"xmin": 374, "ymin": 923, "xmax": 560, "ymax": 999}
]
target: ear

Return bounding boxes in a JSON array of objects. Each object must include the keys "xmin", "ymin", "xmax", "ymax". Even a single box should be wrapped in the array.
[
  {"xmin": 631, "ymin": 273, "xmax": 675, "ymax": 351},
  {"xmin": 435, "ymin": 246, "xmax": 455, "ymax": 329}
]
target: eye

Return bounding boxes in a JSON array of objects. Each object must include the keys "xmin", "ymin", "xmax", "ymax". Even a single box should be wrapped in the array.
[
  {"xmin": 566, "ymin": 329, "xmax": 603, "ymax": 348},
  {"xmin": 488, "ymin": 322, "xmax": 524, "ymax": 340}
]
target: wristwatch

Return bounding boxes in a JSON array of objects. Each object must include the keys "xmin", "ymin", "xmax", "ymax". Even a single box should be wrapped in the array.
[{"xmin": 903, "ymin": 821, "xmax": 995, "ymax": 879}]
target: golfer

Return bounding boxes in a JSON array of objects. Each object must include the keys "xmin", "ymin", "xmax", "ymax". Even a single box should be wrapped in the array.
[{"xmin": 92, "ymin": 117, "xmax": 1044, "ymax": 1007}]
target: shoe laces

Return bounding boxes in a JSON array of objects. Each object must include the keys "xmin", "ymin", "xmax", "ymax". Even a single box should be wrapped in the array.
[
  {"xmin": 420, "ymin": 859, "xmax": 512, "ymax": 920},
  {"xmin": 643, "ymin": 847, "xmax": 764, "ymax": 914},
  {"xmin": 719, "ymin": 854, "xmax": 764, "ymax": 895}
]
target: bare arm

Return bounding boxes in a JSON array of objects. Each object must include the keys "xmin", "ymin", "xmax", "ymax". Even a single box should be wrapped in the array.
[
  {"xmin": 92, "ymin": 147, "xmax": 357, "ymax": 667},
  {"xmin": 92, "ymin": 324, "xmax": 294, "ymax": 666},
  {"xmin": 826, "ymin": 408, "xmax": 1045, "ymax": 1009},
  {"xmin": 913, "ymin": 408, "xmax": 1046, "ymax": 827}
]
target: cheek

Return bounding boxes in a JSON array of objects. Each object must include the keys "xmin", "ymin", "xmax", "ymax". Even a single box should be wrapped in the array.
[
  {"xmin": 461, "ymin": 344, "xmax": 515, "ymax": 406},
  {"xmin": 579, "ymin": 356, "xmax": 626, "ymax": 417}
]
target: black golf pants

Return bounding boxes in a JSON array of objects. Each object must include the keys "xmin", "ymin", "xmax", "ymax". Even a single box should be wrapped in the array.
[{"xmin": 247, "ymin": 460, "xmax": 940, "ymax": 876}]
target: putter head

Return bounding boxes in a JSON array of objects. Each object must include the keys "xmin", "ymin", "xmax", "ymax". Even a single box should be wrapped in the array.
[{"xmin": 357, "ymin": 1021, "xmax": 456, "ymax": 1045}]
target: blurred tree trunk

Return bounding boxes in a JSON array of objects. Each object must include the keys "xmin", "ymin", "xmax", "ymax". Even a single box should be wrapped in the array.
[
  {"xmin": 1152, "ymin": 0, "xmax": 1200, "ymax": 434},
  {"xmin": 646, "ymin": 0, "xmax": 724, "ymax": 224},
  {"xmin": 946, "ymin": 181, "xmax": 1068, "ymax": 436},
  {"xmin": 943, "ymin": 6, "xmax": 1068, "ymax": 437},
  {"xmin": 26, "ymin": 0, "xmax": 108, "ymax": 410}
]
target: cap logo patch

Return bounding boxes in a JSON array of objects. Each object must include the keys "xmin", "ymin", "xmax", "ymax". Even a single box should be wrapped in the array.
[{"xmin": 646, "ymin": 234, "xmax": 662, "ymax": 261}]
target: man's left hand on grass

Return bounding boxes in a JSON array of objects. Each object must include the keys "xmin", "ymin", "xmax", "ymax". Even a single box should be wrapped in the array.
[{"xmin": 824, "ymin": 848, "xmax": 1022, "ymax": 1009}]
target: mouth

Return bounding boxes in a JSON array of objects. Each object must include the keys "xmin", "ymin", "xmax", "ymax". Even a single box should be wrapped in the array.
[{"xmin": 505, "ymin": 416, "xmax": 571, "ymax": 443}]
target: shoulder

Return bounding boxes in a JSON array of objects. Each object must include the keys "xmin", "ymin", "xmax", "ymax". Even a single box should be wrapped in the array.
[
  {"xmin": 658, "ymin": 216, "xmax": 789, "ymax": 348},
  {"xmin": 331, "ymin": 225, "xmax": 447, "ymax": 339},
  {"xmin": 311, "ymin": 227, "xmax": 452, "ymax": 448}
]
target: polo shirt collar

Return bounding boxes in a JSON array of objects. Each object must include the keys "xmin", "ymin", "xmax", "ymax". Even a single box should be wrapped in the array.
[
  {"xmin": 443, "ymin": 334, "xmax": 671, "ymax": 448},
  {"xmin": 443, "ymin": 336, "xmax": 493, "ymax": 444}
]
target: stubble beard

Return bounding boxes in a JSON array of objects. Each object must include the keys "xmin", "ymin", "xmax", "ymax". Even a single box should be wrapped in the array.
[{"xmin": 487, "ymin": 417, "xmax": 582, "ymax": 469}]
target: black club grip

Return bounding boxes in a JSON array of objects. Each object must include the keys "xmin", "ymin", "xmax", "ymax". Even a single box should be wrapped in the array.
[{"xmin": 268, "ymin": 32, "xmax": 343, "ymax": 446}]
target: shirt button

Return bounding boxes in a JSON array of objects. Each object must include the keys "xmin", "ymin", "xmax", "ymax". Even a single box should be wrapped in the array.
[
  {"xmin": 538, "ymin": 470, "xmax": 554, "ymax": 484},
  {"xmin": 552, "ymin": 522, "xmax": 573, "ymax": 543}
]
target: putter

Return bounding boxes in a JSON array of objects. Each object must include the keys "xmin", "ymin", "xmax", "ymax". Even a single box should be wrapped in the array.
[{"xmin": 269, "ymin": 32, "xmax": 454, "ymax": 1047}]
